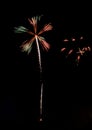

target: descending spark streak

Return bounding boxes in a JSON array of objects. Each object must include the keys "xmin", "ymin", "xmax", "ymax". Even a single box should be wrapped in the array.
[
  {"xmin": 68, "ymin": 49, "xmax": 73, "ymax": 55},
  {"xmin": 35, "ymin": 35, "xmax": 42, "ymax": 73},
  {"xmin": 66, "ymin": 49, "xmax": 74, "ymax": 58},
  {"xmin": 40, "ymin": 83, "xmax": 43, "ymax": 122},
  {"xmin": 35, "ymin": 35, "xmax": 43, "ymax": 121},
  {"xmin": 76, "ymin": 55, "xmax": 81, "ymax": 64},
  {"xmin": 61, "ymin": 47, "xmax": 66, "ymax": 52}
]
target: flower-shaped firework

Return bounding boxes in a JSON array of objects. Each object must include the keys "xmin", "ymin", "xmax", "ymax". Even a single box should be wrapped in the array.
[{"xmin": 14, "ymin": 15, "xmax": 53, "ymax": 121}]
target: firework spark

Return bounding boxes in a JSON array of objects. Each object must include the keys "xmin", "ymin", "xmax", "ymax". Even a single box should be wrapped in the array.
[
  {"xmin": 71, "ymin": 38, "xmax": 76, "ymax": 42},
  {"xmin": 63, "ymin": 38, "xmax": 69, "ymax": 42}
]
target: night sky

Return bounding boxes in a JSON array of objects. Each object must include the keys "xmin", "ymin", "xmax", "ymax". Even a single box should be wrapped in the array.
[{"xmin": 1, "ymin": 1, "xmax": 92, "ymax": 128}]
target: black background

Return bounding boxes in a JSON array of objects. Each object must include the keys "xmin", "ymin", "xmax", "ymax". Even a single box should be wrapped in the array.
[{"xmin": 1, "ymin": 0, "xmax": 92, "ymax": 129}]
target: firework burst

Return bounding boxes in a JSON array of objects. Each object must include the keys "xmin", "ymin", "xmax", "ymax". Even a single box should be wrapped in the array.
[
  {"xmin": 14, "ymin": 15, "xmax": 53, "ymax": 121},
  {"xmin": 61, "ymin": 36, "xmax": 91, "ymax": 65}
]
